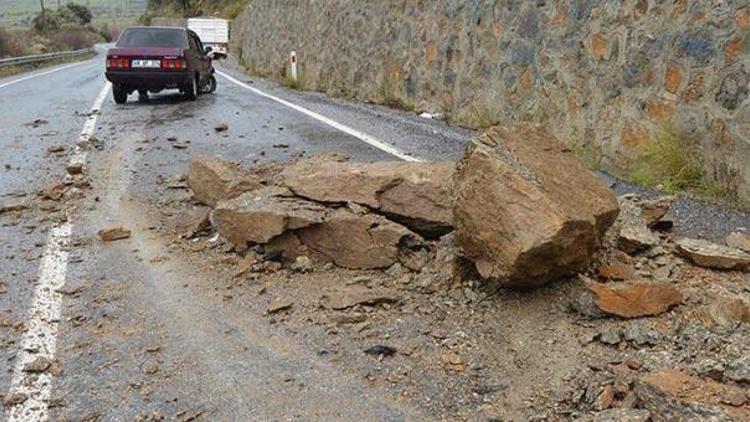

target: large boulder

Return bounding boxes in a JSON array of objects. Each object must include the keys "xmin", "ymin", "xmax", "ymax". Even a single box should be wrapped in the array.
[
  {"xmin": 453, "ymin": 124, "xmax": 620, "ymax": 286},
  {"xmin": 212, "ymin": 187, "xmax": 329, "ymax": 247},
  {"xmin": 214, "ymin": 188, "xmax": 422, "ymax": 269},
  {"xmin": 186, "ymin": 155, "xmax": 270, "ymax": 207},
  {"xmin": 281, "ymin": 158, "xmax": 454, "ymax": 237}
]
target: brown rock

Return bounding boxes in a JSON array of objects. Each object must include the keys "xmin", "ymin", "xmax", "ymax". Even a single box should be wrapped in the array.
[
  {"xmin": 98, "ymin": 227, "xmax": 131, "ymax": 242},
  {"xmin": 676, "ymin": 238, "xmax": 750, "ymax": 270},
  {"xmin": 639, "ymin": 196, "xmax": 674, "ymax": 227},
  {"xmin": 618, "ymin": 225, "xmax": 659, "ymax": 254},
  {"xmin": 174, "ymin": 206, "xmax": 211, "ymax": 238},
  {"xmin": 726, "ymin": 231, "xmax": 750, "ymax": 253},
  {"xmin": 0, "ymin": 203, "xmax": 28, "ymax": 214},
  {"xmin": 187, "ymin": 155, "xmax": 264, "ymax": 206},
  {"xmin": 213, "ymin": 187, "xmax": 328, "ymax": 247},
  {"xmin": 701, "ymin": 295, "xmax": 750, "ymax": 326},
  {"xmin": 586, "ymin": 281, "xmax": 682, "ymax": 318},
  {"xmin": 281, "ymin": 158, "xmax": 454, "ymax": 237},
  {"xmin": 320, "ymin": 285, "xmax": 399, "ymax": 310},
  {"xmin": 598, "ymin": 262, "xmax": 635, "ymax": 281},
  {"xmin": 66, "ymin": 162, "xmax": 84, "ymax": 175},
  {"xmin": 266, "ymin": 297, "xmax": 293, "ymax": 314},
  {"xmin": 3, "ymin": 392, "xmax": 28, "ymax": 407},
  {"xmin": 635, "ymin": 369, "xmax": 750, "ymax": 420},
  {"xmin": 453, "ymin": 124, "xmax": 620, "ymax": 286},
  {"xmin": 42, "ymin": 183, "xmax": 66, "ymax": 201},
  {"xmin": 296, "ymin": 207, "xmax": 422, "ymax": 269}
]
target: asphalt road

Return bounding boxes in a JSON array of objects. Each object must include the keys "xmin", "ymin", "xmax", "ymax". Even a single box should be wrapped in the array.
[
  {"xmin": 0, "ymin": 49, "xmax": 472, "ymax": 421},
  {"xmin": 1, "ymin": 48, "xmax": 749, "ymax": 420}
]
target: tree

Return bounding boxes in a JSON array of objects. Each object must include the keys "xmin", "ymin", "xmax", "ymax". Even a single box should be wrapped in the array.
[{"xmin": 65, "ymin": 3, "xmax": 93, "ymax": 25}]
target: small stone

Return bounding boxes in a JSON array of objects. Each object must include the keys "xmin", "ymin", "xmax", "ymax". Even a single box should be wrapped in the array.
[
  {"xmin": 215, "ymin": 122, "xmax": 229, "ymax": 132},
  {"xmin": 3, "ymin": 392, "xmax": 28, "ymax": 407},
  {"xmin": 676, "ymin": 238, "xmax": 750, "ymax": 270},
  {"xmin": 66, "ymin": 162, "xmax": 84, "ymax": 175},
  {"xmin": 598, "ymin": 262, "xmax": 634, "ymax": 281},
  {"xmin": 98, "ymin": 227, "xmax": 131, "ymax": 242},
  {"xmin": 726, "ymin": 231, "xmax": 750, "ymax": 253},
  {"xmin": 266, "ymin": 297, "xmax": 294, "ymax": 314},
  {"xmin": 47, "ymin": 145, "xmax": 66, "ymax": 153},
  {"xmin": 290, "ymin": 256, "xmax": 313, "ymax": 273},
  {"xmin": 23, "ymin": 356, "xmax": 52, "ymax": 373},
  {"xmin": 598, "ymin": 327, "xmax": 622, "ymax": 345},
  {"xmin": 364, "ymin": 345, "xmax": 397, "ymax": 357},
  {"xmin": 586, "ymin": 280, "xmax": 682, "ymax": 318}
]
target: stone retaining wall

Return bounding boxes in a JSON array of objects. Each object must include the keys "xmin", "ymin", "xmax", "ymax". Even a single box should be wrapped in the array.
[{"xmin": 232, "ymin": 1, "xmax": 750, "ymax": 202}]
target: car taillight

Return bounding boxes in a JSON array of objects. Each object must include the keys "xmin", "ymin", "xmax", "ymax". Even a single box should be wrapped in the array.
[
  {"xmin": 161, "ymin": 58, "xmax": 186, "ymax": 70},
  {"xmin": 107, "ymin": 58, "xmax": 130, "ymax": 69}
]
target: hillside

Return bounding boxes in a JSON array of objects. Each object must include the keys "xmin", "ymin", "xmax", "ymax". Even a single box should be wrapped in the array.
[
  {"xmin": 0, "ymin": 0, "xmax": 147, "ymax": 29},
  {"xmin": 141, "ymin": 0, "xmax": 248, "ymax": 21}
]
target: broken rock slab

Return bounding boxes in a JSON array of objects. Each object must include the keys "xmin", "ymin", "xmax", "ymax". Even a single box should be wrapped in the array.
[
  {"xmin": 320, "ymin": 285, "xmax": 399, "ymax": 310},
  {"xmin": 98, "ymin": 227, "xmax": 131, "ymax": 242},
  {"xmin": 586, "ymin": 280, "xmax": 682, "ymax": 318},
  {"xmin": 635, "ymin": 369, "xmax": 750, "ymax": 420},
  {"xmin": 281, "ymin": 158, "xmax": 454, "ymax": 237},
  {"xmin": 726, "ymin": 231, "xmax": 750, "ymax": 253},
  {"xmin": 676, "ymin": 238, "xmax": 750, "ymax": 270},
  {"xmin": 453, "ymin": 124, "xmax": 620, "ymax": 286},
  {"xmin": 186, "ymin": 154, "xmax": 266, "ymax": 207}
]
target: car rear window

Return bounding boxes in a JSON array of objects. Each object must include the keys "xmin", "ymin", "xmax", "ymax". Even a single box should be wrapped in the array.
[{"xmin": 117, "ymin": 28, "xmax": 187, "ymax": 48}]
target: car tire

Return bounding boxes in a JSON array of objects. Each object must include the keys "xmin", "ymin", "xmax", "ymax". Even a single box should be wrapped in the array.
[
  {"xmin": 113, "ymin": 84, "xmax": 128, "ymax": 104},
  {"xmin": 184, "ymin": 76, "xmax": 198, "ymax": 101},
  {"xmin": 202, "ymin": 75, "xmax": 217, "ymax": 94},
  {"xmin": 138, "ymin": 90, "xmax": 149, "ymax": 102}
]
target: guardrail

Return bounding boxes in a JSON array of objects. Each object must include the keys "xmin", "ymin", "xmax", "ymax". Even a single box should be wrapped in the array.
[{"xmin": 0, "ymin": 48, "xmax": 93, "ymax": 69}]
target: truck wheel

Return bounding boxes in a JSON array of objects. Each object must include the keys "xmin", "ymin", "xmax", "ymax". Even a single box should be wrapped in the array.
[
  {"xmin": 113, "ymin": 84, "xmax": 128, "ymax": 104},
  {"xmin": 184, "ymin": 76, "xmax": 198, "ymax": 101}
]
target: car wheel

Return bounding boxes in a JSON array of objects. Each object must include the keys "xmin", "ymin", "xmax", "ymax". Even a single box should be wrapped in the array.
[
  {"xmin": 113, "ymin": 84, "xmax": 128, "ymax": 104},
  {"xmin": 184, "ymin": 76, "xmax": 198, "ymax": 101},
  {"xmin": 201, "ymin": 75, "xmax": 217, "ymax": 94},
  {"xmin": 138, "ymin": 90, "xmax": 149, "ymax": 102}
]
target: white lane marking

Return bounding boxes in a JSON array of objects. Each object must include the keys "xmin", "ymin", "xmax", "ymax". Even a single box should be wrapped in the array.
[
  {"xmin": 5, "ymin": 82, "xmax": 109, "ymax": 421},
  {"xmin": 0, "ymin": 60, "xmax": 91, "ymax": 90},
  {"xmin": 217, "ymin": 70, "xmax": 422, "ymax": 162},
  {"xmin": 69, "ymin": 82, "xmax": 112, "ymax": 169},
  {"xmin": 5, "ymin": 223, "xmax": 71, "ymax": 422}
]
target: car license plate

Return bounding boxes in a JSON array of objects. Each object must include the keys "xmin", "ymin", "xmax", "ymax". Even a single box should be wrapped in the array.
[{"xmin": 131, "ymin": 59, "xmax": 161, "ymax": 68}]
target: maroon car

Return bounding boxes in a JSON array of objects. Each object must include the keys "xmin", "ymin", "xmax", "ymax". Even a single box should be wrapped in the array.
[{"xmin": 105, "ymin": 26, "xmax": 217, "ymax": 104}]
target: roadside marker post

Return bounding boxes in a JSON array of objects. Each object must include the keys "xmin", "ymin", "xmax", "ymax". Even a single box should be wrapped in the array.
[{"xmin": 290, "ymin": 51, "xmax": 298, "ymax": 82}]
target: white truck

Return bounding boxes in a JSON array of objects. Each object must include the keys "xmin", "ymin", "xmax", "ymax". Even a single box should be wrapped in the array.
[{"xmin": 187, "ymin": 18, "xmax": 230, "ymax": 59}]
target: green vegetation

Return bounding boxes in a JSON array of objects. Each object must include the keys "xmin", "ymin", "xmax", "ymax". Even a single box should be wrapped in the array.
[
  {"xmin": 627, "ymin": 125, "xmax": 728, "ymax": 200},
  {"xmin": 568, "ymin": 136, "xmax": 602, "ymax": 171},
  {"xmin": 141, "ymin": 0, "xmax": 249, "ymax": 21},
  {"xmin": 0, "ymin": 2, "xmax": 124, "ymax": 59},
  {"xmin": 283, "ymin": 73, "xmax": 304, "ymax": 91},
  {"xmin": 0, "ymin": 0, "xmax": 144, "ymax": 29},
  {"xmin": 379, "ymin": 74, "xmax": 415, "ymax": 112}
]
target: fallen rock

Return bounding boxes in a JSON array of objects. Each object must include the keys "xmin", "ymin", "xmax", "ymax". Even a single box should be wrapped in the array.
[
  {"xmin": 213, "ymin": 187, "xmax": 329, "ymax": 247},
  {"xmin": 676, "ymin": 238, "xmax": 750, "ymax": 270},
  {"xmin": 0, "ymin": 203, "xmax": 27, "ymax": 214},
  {"xmin": 726, "ymin": 231, "xmax": 750, "ymax": 253},
  {"xmin": 618, "ymin": 225, "xmax": 659, "ymax": 254},
  {"xmin": 364, "ymin": 345, "xmax": 397, "ymax": 357},
  {"xmin": 47, "ymin": 145, "xmax": 66, "ymax": 153},
  {"xmin": 23, "ymin": 356, "xmax": 52, "ymax": 373},
  {"xmin": 592, "ymin": 409, "xmax": 651, "ymax": 422},
  {"xmin": 639, "ymin": 196, "xmax": 674, "ymax": 227},
  {"xmin": 266, "ymin": 297, "xmax": 293, "ymax": 314},
  {"xmin": 586, "ymin": 281, "xmax": 682, "ymax": 318},
  {"xmin": 174, "ymin": 206, "xmax": 211, "ymax": 238},
  {"xmin": 320, "ymin": 285, "xmax": 399, "ymax": 310},
  {"xmin": 700, "ymin": 295, "xmax": 750, "ymax": 326},
  {"xmin": 98, "ymin": 227, "xmax": 131, "ymax": 242},
  {"xmin": 65, "ymin": 162, "xmax": 84, "ymax": 175},
  {"xmin": 295, "ymin": 207, "xmax": 421, "ymax": 269},
  {"xmin": 42, "ymin": 183, "xmax": 66, "ymax": 201},
  {"xmin": 187, "ymin": 155, "xmax": 264, "ymax": 207},
  {"xmin": 453, "ymin": 124, "xmax": 619, "ymax": 286},
  {"xmin": 2, "ymin": 392, "xmax": 28, "ymax": 407},
  {"xmin": 289, "ymin": 256, "xmax": 313, "ymax": 273},
  {"xmin": 215, "ymin": 122, "xmax": 229, "ymax": 132},
  {"xmin": 635, "ymin": 369, "xmax": 750, "ymax": 420},
  {"xmin": 598, "ymin": 262, "xmax": 635, "ymax": 281},
  {"xmin": 281, "ymin": 158, "xmax": 454, "ymax": 237}
]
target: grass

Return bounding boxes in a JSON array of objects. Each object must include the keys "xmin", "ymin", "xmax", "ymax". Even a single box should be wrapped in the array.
[
  {"xmin": 0, "ymin": 0, "xmax": 144, "ymax": 29},
  {"xmin": 379, "ymin": 74, "xmax": 415, "ymax": 111},
  {"xmin": 627, "ymin": 124, "xmax": 729, "ymax": 200},
  {"xmin": 282, "ymin": 73, "xmax": 303, "ymax": 90},
  {"xmin": 568, "ymin": 136, "xmax": 602, "ymax": 171}
]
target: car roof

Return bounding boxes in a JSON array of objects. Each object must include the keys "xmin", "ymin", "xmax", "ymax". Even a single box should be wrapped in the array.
[{"xmin": 124, "ymin": 26, "xmax": 186, "ymax": 31}]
